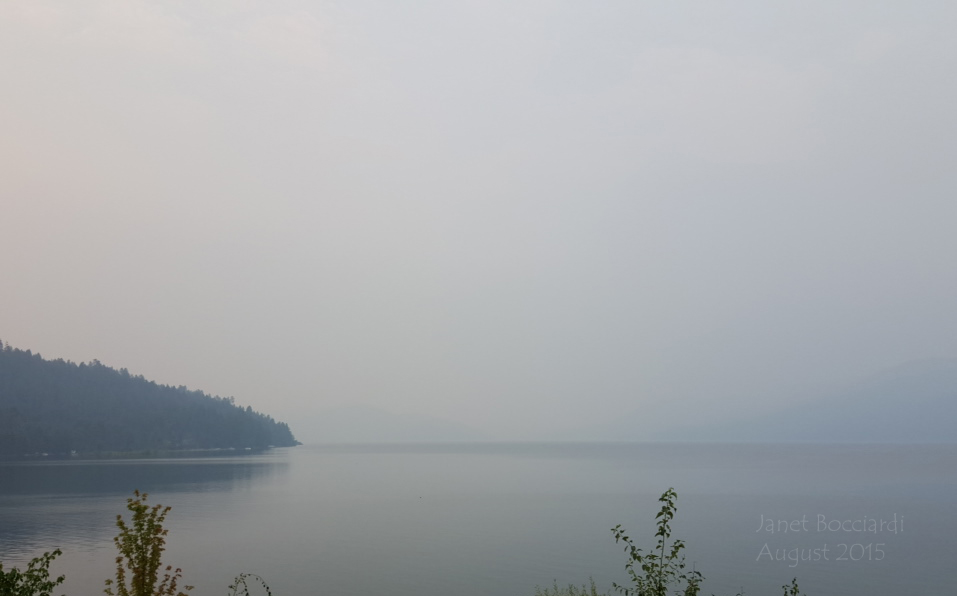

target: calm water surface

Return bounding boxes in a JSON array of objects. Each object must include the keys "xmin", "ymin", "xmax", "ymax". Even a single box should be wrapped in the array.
[{"xmin": 1, "ymin": 443, "xmax": 954, "ymax": 596}]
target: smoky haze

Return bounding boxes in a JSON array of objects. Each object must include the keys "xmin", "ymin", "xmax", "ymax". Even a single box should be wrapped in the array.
[{"xmin": 1, "ymin": 1, "xmax": 955, "ymax": 442}]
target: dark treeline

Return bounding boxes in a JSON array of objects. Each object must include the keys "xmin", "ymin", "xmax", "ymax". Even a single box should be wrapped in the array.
[{"xmin": 0, "ymin": 340, "xmax": 299, "ymax": 457}]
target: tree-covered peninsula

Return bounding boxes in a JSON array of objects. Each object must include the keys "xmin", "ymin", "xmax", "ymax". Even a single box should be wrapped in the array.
[{"xmin": 0, "ymin": 340, "xmax": 299, "ymax": 457}]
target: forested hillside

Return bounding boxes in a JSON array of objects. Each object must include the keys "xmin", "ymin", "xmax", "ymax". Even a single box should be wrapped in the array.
[{"xmin": 0, "ymin": 340, "xmax": 299, "ymax": 457}]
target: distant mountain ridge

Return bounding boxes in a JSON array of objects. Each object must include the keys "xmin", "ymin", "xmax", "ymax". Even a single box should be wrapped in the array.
[
  {"xmin": 665, "ymin": 358, "xmax": 957, "ymax": 443},
  {"xmin": 0, "ymin": 340, "xmax": 299, "ymax": 457},
  {"xmin": 552, "ymin": 358, "xmax": 957, "ymax": 444},
  {"xmin": 733, "ymin": 358, "xmax": 957, "ymax": 443}
]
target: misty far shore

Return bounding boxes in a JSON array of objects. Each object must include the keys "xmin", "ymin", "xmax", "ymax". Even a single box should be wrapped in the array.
[
  {"xmin": 302, "ymin": 358, "xmax": 957, "ymax": 445},
  {"xmin": 3, "ymin": 337, "xmax": 955, "ymax": 458}
]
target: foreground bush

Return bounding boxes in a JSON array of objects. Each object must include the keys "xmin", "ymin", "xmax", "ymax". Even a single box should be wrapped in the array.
[
  {"xmin": 0, "ymin": 549, "xmax": 65, "ymax": 596},
  {"xmin": 227, "ymin": 573, "xmax": 274, "ymax": 596},
  {"xmin": 535, "ymin": 578, "xmax": 608, "ymax": 596},
  {"xmin": 104, "ymin": 490, "xmax": 192, "ymax": 596},
  {"xmin": 2, "ymin": 488, "xmax": 804, "ymax": 596},
  {"xmin": 608, "ymin": 488, "xmax": 804, "ymax": 596},
  {"xmin": 611, "ymin": 487, "xmax": 703, "ymax": 596}
]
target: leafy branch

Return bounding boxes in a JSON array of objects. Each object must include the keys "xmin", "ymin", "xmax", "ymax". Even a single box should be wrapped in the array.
[
  {"xmin": 104, "ymin": 490, "xmax": 193, "ymax": 596},
  {"xmin": 611, "ymin": 488, "xmax": 702, "ymax": 596},
  {"xmin": 0, "ymin": 549, "xmax": 65, "ymax": 596}
]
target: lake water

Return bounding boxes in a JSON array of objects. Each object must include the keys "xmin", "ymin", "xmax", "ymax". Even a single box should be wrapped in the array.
[{"xmin": 1, "ymin": 443, "xmax": 955, "ymax": 596}]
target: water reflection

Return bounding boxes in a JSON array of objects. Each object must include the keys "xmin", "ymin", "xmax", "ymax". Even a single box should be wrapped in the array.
[
  {"xmin": 0, "ymin": 451, "xmax": 289, "ymax": 561},
  {"xmin": 1, "ymin": 444, "xmax": 955, "ymax": 596}
]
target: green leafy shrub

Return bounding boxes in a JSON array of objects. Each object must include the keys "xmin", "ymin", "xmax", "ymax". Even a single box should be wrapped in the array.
[
  {"xmin": 0, "ymin": 549, "xmax": 65, "ymax": 596},
  {"xmin": 228, "ymin": 573, "xmax": 274, "ymax": 596},
  {"xmin": 104, "ymin": 490, "xmax": 193, "ymax": 596},
  {"xmin": 606, "ymin": 488, "xmax": 806, "ymax": 596},
  {"xmin": 781, "ymin": 577, "xmax": 805, "ymax": 596},
  {"xmin": 534, "ymin": 578, "xmax": 608, "ymax": 596},
  {"xmin": 611, "ymin": 488, "xmax": 703, "ymax": 596}
]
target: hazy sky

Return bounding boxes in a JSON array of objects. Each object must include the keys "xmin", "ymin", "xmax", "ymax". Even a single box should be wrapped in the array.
[{"xmin": 2, "ymin": 1, "xmax": 955, "ymax": 441}]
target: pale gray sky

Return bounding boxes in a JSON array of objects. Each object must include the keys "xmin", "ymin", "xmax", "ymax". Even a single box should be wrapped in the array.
[{"xmin": 2, "ymin": 1, "xmax": 955, "ymax": 441}]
